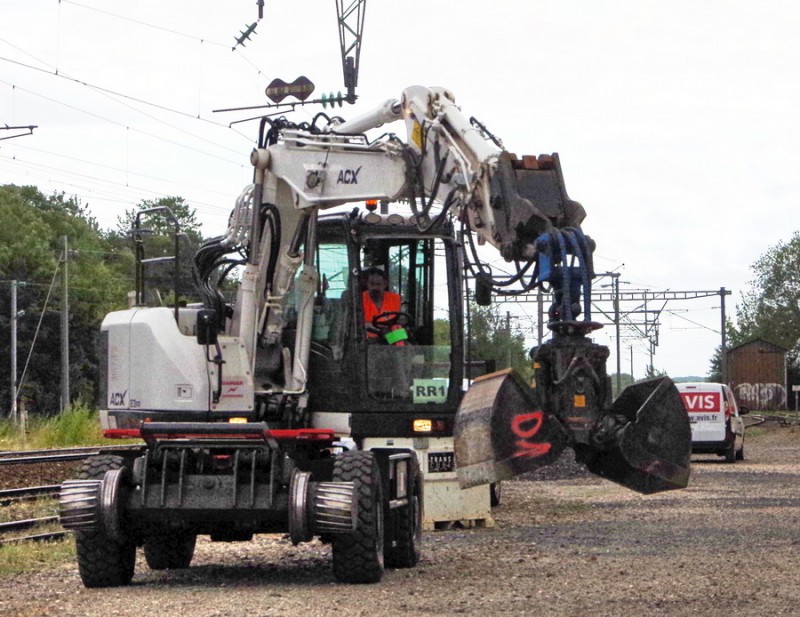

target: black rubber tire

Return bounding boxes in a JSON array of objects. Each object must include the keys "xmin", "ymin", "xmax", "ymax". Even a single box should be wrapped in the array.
[
  {"xmin": 724, "ymin": 441, "xmax": 736, "ymax": 463},
  {"xmin": 385, "ymin": 455, "xmax": 422, "ymax": 569},
  {"xmin": 331, "ymin": 451, "xmax": 385, "ymax": 584},
  {"xmin": 74, "ymin": 455, "xmax": 137, "ymax": 588},
  {"xmin": 143, "ymin": 532, "xmax": 197, "ymax": 570}
]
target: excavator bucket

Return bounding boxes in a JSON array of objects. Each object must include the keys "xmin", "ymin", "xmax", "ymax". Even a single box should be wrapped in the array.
[
  {"xmin": 580, "ymin": 376, "xmax": 691, "ymax": 494},
  {"xmin": 454, "ymin": 369, "xmax": 570, "ymax": 489},
  {"xmin": 454, "ymin": 371, "xmax": 691, "ymax": 495}
]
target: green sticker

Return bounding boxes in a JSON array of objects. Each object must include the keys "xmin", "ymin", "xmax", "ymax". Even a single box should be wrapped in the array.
[{"xmin": 412, "ymin": 379, "xmax": 448, "ymax": 403}]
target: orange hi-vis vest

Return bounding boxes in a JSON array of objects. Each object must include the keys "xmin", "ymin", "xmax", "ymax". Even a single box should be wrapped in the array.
[{"xmin": 362, "ymin": 290, "xmax": 401, "ymax": 338}]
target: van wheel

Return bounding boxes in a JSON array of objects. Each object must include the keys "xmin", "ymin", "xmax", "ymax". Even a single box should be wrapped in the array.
[{"xmin": 724, "ymin": 442, "xmax": 736, "ymax": 463}]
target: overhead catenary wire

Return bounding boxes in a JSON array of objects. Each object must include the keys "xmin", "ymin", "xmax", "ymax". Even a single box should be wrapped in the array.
[
  {"xmin": 0, "ymin": 77, "xmax": 246, "ymax": 167},
  {"xmin": 0, "ymin": 55, "xmax": 252, "ymax": 146},
  {"xmin": 0, "ymin": 4, "xmax": 271, "ymax": 228},
  {"xmin": 0, "ymin": 153, "xmax": 233, "ymax": 221},
  {"xmin": 11, "ymin": 142, "xmax": 236, "ymax": 200},
  {"xmin": 59, "ymin": 1, "xmax": 269, "ymax": 77}
]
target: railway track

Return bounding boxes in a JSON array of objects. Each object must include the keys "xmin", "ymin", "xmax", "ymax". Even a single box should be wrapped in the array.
[
  {"xmin": 0, "ymin": 444, "xmax": 141, "ymax": 466},
  {"xmin": 0, "ymin": 447, "xmax": 127, "ymax": 546},
  {"xmin": 0, "ymin": 485, "xmax": 61, "ymax": 506},
  {"xmin": 0, "ymin": 487, "xmax": 67, "ymax": 545},
  {"xmin": 0, "ymin": 530, "xmax": 67, "ymax": 545},
  {"xmin": 1, "ymin": 445, "xmax": 140, "ymax": 546},
  {"xmin": 0, "ymin": 483, "xmax": 66, "ymax": 545}
]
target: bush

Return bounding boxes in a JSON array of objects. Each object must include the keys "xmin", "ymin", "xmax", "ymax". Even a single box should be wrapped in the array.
[
  {"xmin": 28, "ymin": 406, "xmax": 104, "ymax": 448},
  {"xmin": 0, "ymin": 405, "xmax": 104, "ymax": 450}
]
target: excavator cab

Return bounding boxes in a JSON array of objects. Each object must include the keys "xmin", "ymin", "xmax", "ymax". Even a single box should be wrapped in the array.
[{"xmin": 285, "ymin": 210, "xmax": 464, "ymax": 441}]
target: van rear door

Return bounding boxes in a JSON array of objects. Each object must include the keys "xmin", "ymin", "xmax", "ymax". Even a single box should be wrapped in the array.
[{"xmin": 678, "ymin": 384, "xmax": 726, "ymax": 443}]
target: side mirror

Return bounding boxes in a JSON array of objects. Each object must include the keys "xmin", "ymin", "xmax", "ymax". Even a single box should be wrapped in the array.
[{"xmin": 196, "ymin": 309, "xmax": 219, "ymax": 346}]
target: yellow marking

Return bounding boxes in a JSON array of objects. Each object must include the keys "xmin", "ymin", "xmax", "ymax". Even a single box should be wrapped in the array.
[{"xmin": 411, "ymin": 121, "xmax": 423, "ymax": 149}]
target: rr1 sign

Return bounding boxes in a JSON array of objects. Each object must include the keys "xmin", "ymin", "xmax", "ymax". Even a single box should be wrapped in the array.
[{"xmin": 412, "ymin": 379, "xmax": 448, "ymax": 404}]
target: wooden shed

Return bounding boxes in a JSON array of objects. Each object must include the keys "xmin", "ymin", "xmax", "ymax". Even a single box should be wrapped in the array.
[{"xmin": 726, "ymin": 338, "xmax": 788, "ymax": 410}]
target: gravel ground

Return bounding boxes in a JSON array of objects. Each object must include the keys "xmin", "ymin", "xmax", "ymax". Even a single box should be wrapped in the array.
[{"xmin": 2, "ymin": 421, "xmax": 800, "ymax": 617}]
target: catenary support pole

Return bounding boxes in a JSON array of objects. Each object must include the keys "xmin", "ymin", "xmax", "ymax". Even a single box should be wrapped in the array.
[
  {"xmin": 61, "ymin": 236, "xmax": 70, "ymax": 413},
  {"xmin": 11, "ymin": 280, "xmax": 18, "ymax": 422}
]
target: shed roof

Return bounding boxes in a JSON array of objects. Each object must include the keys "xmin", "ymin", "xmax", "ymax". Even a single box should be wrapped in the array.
[{"xmin": 727, "ymin": 338, "xmax": 789, "ymax": 354}]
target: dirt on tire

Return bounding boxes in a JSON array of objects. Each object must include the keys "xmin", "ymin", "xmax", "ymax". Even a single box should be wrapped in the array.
[{"xmin": 2, "ymin": 420, "xmax": 800, "ymax": 617}]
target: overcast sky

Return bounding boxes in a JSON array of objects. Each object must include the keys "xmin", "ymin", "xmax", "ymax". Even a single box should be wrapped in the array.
[{"xmin": 2, "ymin": 1, "xmax": 798, "ymax": 378}]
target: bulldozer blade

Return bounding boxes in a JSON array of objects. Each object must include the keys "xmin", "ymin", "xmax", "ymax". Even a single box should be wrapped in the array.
[
  {"xmin": 454, "ymin": 369, "xmax": 570, "ymax": 489},
  {"xmin": 581, "ymin": 376, "xmax": 691, "ymax": 494}
]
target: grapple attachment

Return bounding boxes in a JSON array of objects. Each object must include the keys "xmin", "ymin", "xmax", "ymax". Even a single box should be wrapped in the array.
[
  {"xmin": 454, "ymin": 369, "xmax": 570, "ymax": 488},
  {"xmin": 578, "ymin": 376, "xmax": 691, "ymax": 494},
  {"xmin": 454, "ymin": 369, "xmax": 691, "ymax": 495}
]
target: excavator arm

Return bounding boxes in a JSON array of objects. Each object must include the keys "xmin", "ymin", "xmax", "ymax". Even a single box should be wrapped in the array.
[
  {"xmin": 210, "ymin": 85, "xmax": 690, "ymax": 494},
  {"xmin": 331, "ymin": 86, "xmax": 690, "ymax": 494}
]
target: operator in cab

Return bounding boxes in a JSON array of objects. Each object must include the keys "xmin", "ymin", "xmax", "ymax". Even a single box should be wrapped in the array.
[{"xmin": 362, "ymin": 266, "xmax": 401, "ymax": 340}]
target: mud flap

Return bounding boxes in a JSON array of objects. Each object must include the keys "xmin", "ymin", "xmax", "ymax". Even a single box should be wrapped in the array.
[
  {"xmin": 581, "ymin": 377, "xmax": 691, "ymax": 494},
  {"xmin": 454, "ymin": 369, "xmax": 570, "ymax": 489}
]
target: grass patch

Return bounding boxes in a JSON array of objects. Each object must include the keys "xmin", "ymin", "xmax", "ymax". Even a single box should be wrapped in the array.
[
  {"xmin": 746, "ymin": 426, "xmax": 768, "ymax": 439},
  {"xmin": 0, "ymin": 405, "xmax": 105, "ymax": 451},
  {"xmin": 0, "ymin": 497, "xmax": 74, "ymax": 577},
  {"xmin": 0, "ymin": 537, "xmax": 74, "ymax": 576},
  {"xmin": 0, "ymin": 498, "xmax": 58, "ymax": 525}
]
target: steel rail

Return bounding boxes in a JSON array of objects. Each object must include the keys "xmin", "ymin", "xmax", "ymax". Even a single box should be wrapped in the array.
[
  {"xmin": 0, "ymin": 452, "xmax": 97, "ymax": 465},
  {"xmin": 0, "ymin": 516, "xmax": 59, "ymax": 534},
  {"xmin": 0, "ymin": 531, "xmax": 68, "ymax": 545},
  {"xmin": 0, "ymin": 485, "xmax": 60, "ymax": 506},
  {"xmin": 0, "ymin": 445, "xmax": 102, "ymax": 458},
  {"xmin": 0, "ymin": 444, "xmax": 142, "ymax": 466}
]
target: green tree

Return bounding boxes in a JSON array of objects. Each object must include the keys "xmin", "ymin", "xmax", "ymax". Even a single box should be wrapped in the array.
[
  {"xmin": 115, "ymin": 196, "xmax": 203, "ymax": 238},
  {"xmin": 110, "ymin": 196, "xmax": 205, "ymax": 307},
  {"xmin": 731, "ymin": 231, "xmax": 800, "ymax": 352},
  {"xmin": 707, "ymin": 346, "xmax": 723, "ymax": 383},
  {"xmin": 644, "ymin": 364, "xmax": 666, "ymax": 380},
  {"xmin": 466, "ymin": 304, "xmax": 532, "ymax": 380},
  {"xmin": 610, "ymin": 373, "xmax": 635, "ymax": 399},
  {"xmin": 0, "ymin": 185, "xmax": 131, "ymax": 416},
  {"xmin": 726, "ymin": 231, "xmax": 800, "ymax": 407}
]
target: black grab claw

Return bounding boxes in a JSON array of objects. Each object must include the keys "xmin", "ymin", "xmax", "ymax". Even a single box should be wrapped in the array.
[
  {"xmin": 581, "ymin": 376, "xmax": 692, "ymax": 494},
  {"xmin": 454, "ymin": 372, "xmax": 691, "ymax": 495}
]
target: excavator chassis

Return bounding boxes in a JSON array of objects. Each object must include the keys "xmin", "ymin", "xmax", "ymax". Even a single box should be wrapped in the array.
[{"xmin": 60, "ymin": 422, "xmax": 422, "ymax": 586}]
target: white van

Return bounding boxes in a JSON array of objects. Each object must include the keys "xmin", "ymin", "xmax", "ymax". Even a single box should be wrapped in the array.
[{"xmin": 676, "ymin": 382, "xmax": 747, "ymax": 463}]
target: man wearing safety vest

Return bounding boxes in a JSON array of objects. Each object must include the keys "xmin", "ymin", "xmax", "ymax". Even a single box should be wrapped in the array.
[{"xmin": 362, "ymin": 267, "xmax": 405, "ymax": 344}]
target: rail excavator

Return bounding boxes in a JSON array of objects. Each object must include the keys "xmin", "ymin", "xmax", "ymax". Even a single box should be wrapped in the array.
[{"xmin": 59, "ymin": 85, "xmax": 691, "ymax": 587}]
